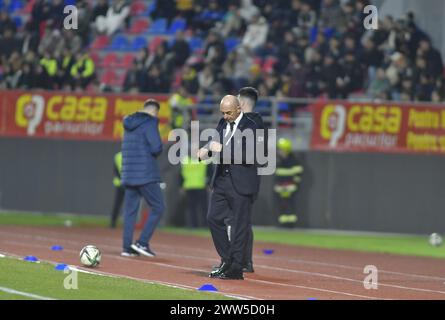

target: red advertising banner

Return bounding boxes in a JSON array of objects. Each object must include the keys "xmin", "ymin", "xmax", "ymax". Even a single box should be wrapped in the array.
[
  {"xmin": 0, "ymin": 90, "xmax": 172, "ymax": 141},
  {"xmin": 311, "ymin": 101, "xmax": 445, "ymax": 154}
]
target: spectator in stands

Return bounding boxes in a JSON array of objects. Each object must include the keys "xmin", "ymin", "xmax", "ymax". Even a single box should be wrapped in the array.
[
  {"xmin": 181, "ymin": 64, "xmax": 199, "ymax": 94},
  {"xmin": 28, "ymin": 0, "xmax": 51, "ymax": 37},
  {"xmin": 204, "ymin": 30, "xmax": 226, "ymax": 67},
  {"xmin": 123, "ymin": 60, "xmax": 145, "ymax": 92},
  {"xmin": 96, "ymin": 0, "xmax": 130, "ymax": 36},
  {"xmin": 75, "ymin": 0, "xmax": 93, "ymax": 47},
  {"xmin": 38, "ymin": 24, "xmax": 65, "ymax": 57},
  {"xmin": 220, "ymin": 3, "xmax": 244, "ymax": 37},
  {"xmin": 198, "ymin": 63, "xmax": 216, "ymax": 95},
  {"xmin": 170, "ymin": 31, "xmax": 191, "ymax": 67},
  {"xmin": 63, "ymin": 29, "xmax": 83, "ymax": 56},
  {"xmin": 40, "ymin": 51, "xmax": 58, "ymax": 89},
  {"xmin": 319, "ymin": 0, "xmax": 346, "ymax": 32},
  {"xmin": 239, "ymin": 0, "xmax": 260, "ymax": 23},
  {"xmin": 142, "ymin": 65, "xmax": 169, "ymax": 93},
  {"xmin": 17, "ymin": 63, "xmax": 34, "ymax": 90},
  {"xmin": 151, "ymin": 0, "xmax": 177, "ymax": 26},
  {"xmin": 70, "ymin": 51, "xmax": 96, "ymax": 89},
  {"xmin": 321, "ymin": 54, "xmax": 346, "ymax": 98},
  {"xmin": 0, "ymin": 28, "xmax": 22, "ymax": 60},
  {"xmin": 222, "ymin": 46, "xmax": 252, "ymax": 90},
  {"xmin": 296, "ymin": 1, "xmax": 316, "ymax": 35},
  {"xmin": 417, "ymin": 39, "xmax": 444, "ymax": 79},
  {"xmin": 242, "ymin": 13, "xmax": 269, "ymax": 54},
  {"xmin": 0, "ymin": 11, "xmax": 17, "ymax": 35},
  {"xmin": 341, "ymin": 51, "xmax": 364, "ymax": 95},
  {"xmin": 49, "ymin": 0, "xmax": 65, "ymax": 29},
  {"xmin": 58, "ymin": 48, "xmax": 75, "ymax": 88},
  {"xmin": 176, "ymin": 0, "xmax": 195, "ymax": 26},
  {"xmin": 91, "ymin": 0, "xmax": 109, "ymax": 24},
  {"xmin": 367, "ymin": 67, "xmax": 391, "ymax": 100}
]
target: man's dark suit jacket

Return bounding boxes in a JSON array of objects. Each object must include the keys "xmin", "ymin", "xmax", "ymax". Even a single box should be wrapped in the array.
[{"xmin": 208, "ymin": 114, "xmax": 260, "ymax": 196}]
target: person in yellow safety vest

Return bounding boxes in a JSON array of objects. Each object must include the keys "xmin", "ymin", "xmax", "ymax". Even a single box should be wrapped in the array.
[
  {"xmin": 179, "ymin": 155, "xmax": 211, "ymax": 228},
  {"xmin": 274, "ymin": 138, "xmax": 304, "ymax": 228},
  {"xmin": 169, "ymin": 85, "xmax": 193, "ymax": 130},
  {"xmin": 40, "ymin": 51, "xmax": 58, "ymax": 87},
  {"xmin": 110, "ymin": 151, "xmax": 125, "ymax": 228},
  {"xmin": 70, "ymin": 51, "xmax": 95, "ymax": 89}
]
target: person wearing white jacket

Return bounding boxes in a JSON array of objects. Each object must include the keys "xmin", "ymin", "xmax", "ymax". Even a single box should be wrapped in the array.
[
  {"xmin": 96, "ymin": 0, "xmax": 130, "ymax": 36},
  {"xmin": 242, "ymin": 14, "xmax": 269, "ymax": 53}
]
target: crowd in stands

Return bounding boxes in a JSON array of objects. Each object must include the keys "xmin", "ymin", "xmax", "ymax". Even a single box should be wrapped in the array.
[{"xmin": 0, "ymin": 0, "xmax": 444, "ymax": 104}]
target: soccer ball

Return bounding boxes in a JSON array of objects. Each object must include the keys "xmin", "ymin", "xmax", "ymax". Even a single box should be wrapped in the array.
[
  {"xmin": 429, "ymin": 233, "xmax": 443, "ymax": 247},
  {"xmin": 79, "ymin": 245, "xmax": 101, "ymax": 267}
]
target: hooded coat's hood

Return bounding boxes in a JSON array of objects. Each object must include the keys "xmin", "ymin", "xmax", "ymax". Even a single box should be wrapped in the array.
[{"xmin": 123, "ymin": 112, "xmax": 152, "ymax": 131}]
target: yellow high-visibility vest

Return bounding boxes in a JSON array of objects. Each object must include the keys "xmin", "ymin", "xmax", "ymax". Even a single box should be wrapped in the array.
[{"xmin": 180, "ymin": 156, "xmax": 207, "ymax": 190}]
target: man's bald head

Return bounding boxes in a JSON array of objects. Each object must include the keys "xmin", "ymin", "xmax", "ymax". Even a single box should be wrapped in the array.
[{"xmin": 220, "ymin": 95, "xmax": 241, "ymax": 123}]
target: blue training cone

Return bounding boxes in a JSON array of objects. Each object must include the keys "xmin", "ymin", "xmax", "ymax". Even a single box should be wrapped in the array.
[
  {"xmin": 23, "ymin": 256, "xmax": 39, "ymax": 262},
  {"xmin": 263, "ymin": 249, "xmax": 274, "ymax": 255},
  {"xmin": 55, "ymin": 264, "xmax": 69, "ymax": 271},
  {"xmin": 51, "ymin": 245, "xmax": 63, "ymax": 251},
  {"xmin": 198, "ymin": 284, "xmax": 218, "ymax": 292}
]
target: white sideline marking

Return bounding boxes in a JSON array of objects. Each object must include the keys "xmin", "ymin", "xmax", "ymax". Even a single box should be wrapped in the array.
[{"xmin": 0, "ymin": 286, "xmax": 56, "ymax": 300}]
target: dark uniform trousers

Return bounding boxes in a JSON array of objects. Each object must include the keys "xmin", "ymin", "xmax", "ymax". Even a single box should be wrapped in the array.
[{"xmin": 207, "ymin": 166, "xmax": 253, "ymax": 271}]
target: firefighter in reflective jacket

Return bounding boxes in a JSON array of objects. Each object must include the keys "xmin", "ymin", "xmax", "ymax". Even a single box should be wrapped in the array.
[
  {"xmin": 110, "ymin": 151, "xmax": 125, "ymax": 228},
  {"xmin": 274, "ymin": 138, "xmax": 303, "ymax": 227}
]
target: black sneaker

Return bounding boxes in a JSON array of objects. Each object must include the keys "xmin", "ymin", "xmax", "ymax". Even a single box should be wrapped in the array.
[
  {"xmin": 121, "ymin": 248, "xmax": 140, "ymax": 257},
  {"xmin": 131, "ymin": 242, "xmax": 156, "ymax": 257}
]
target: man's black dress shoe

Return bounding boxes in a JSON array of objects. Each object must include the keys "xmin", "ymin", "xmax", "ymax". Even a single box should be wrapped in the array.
[
  {"xmin": 242, "ymin": 261, "xmax": 254, "ymax": 273},
  {"xmin": 209, "ymin": 261, "xmax": 230, "ymax": 278}
]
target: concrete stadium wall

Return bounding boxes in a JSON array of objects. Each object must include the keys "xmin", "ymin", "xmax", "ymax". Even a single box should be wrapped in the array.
[{"xmin": 1, "ymin": 137, "xmax": 444, "ymax": 234}]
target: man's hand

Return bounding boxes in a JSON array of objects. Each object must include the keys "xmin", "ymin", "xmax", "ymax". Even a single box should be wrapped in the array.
[
  {"xmin": 209, "ymin": 141, "xmax": 222, "ymax": 152},
  {"xmin": 197, "ymin": 148, "xmax": 210, "ymax": 160}
]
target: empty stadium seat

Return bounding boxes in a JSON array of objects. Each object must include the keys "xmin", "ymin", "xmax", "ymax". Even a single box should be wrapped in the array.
[
  {"xmin": 131, "ymin": 1, "xmax": 146, "ymax": 16},
  {"xmin": 108, "ymin": 35, "xmax": 130, "ymax": 51},
  {"xmin": 90, "ymin": 35, "xmax": 109, "ymax": 50},
  {"xmin": 168, "ymin": 18, "xmax": 186, "ymax": 35},
  {"xmin": 100, "ymin": 69, "xmax": 117, "ymax": 86},
  {"xmin": 100, "ymin": 53, "xmax": 118, "ymax": 67},
  {"xmin": 147, "ymin": 18, "xmax": 167, "ymax": 34},
  {"xmin": 117, "ymin": 53, "xmax": 136, "ymax": 68},
  {"xmin": 7, "ymin": 0, "xmax": 23, "ymax": 13},
  {"xmin": 21, "ymin": 0, "xmax": 35, "ymax": 13},
  {"xmin": 148, "ymin": 36, "xmax": 164, "ymax": 53},
  {"xmin": 129, "ymin": 19, "xmax": 150, "ymax": 34},
  {"xmin": 131, "ymin": 36, "xmax": 148, "ymax": 51}
]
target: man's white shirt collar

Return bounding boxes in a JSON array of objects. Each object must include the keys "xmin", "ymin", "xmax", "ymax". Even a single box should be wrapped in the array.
[{"xmin": 224, "ymin": 112, "xmax": 243, "ymax": 144}]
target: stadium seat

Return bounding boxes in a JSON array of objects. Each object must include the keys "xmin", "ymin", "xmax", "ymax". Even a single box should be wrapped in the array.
[
  {"xmin": 131, "ymin": 36, "xmax": 148, "ymax": 51},
  {"xmin": 263, "ymin": 56, "xmax": 278, "ymax": 73},
  {"xmin": 90, "ymin": 35, "xmax": 110, "ymax": 50},
  {"xmin": 100, "ymin": 69, "xmax": 118, "ymax": 86},
  {"xmin": 131, "ymin": 1, "xmax": 146, "ymax": 16},
  {"xmin": 224, "ymin": 38, "xmax": 240, "ymax": 53},
  {"xmin": 21, "ymin": 0, "xmax": 35, "ymax": 13},
  {"xmin": 188, "ymin": 37, "xmax": 204, "ymax": 52},
  {"xmin": 108, "ymin": 35, "xmax": 130, "ymax": 51},
  {"xmin": 168, "ymin": 19, "xmax": 186, "ymax": 35},
  {"xmin": 147, "ymin": 18, "xmax": 167, "ymax": 34},
  {"xmin": 100, "ymin": 53, "xmax": 118, "ymax": 67},
  {"xmin": 129, "ymin": 19, "xmax": 150, "ymax": 34},
  {"xmin": 148, "ymin": 36, "xmax": 164, "ymax": 53},
  {"xmin": 117, "ymin": 53, "xmax": 136, "ymax": 68},
  {"xmin": 8, "ymin": 0, "xmax": 23, "ymax": 13},
  {"xmin": 89, "ymin": 51, "xmax": 100, "ymax": 65},
  {"xmin": 13, "ymin": 16, "xmax": 23, "ymax": 29},
  {"xmin": 145, "ymin": 0, "xmax": 157, "ymax": 16}
]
